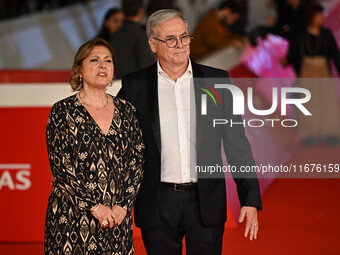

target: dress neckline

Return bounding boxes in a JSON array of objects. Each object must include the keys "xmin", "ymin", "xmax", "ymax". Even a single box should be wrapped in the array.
[{"xmin": 75, "ymin": 94, "xmax": 118, "ymax": 137}]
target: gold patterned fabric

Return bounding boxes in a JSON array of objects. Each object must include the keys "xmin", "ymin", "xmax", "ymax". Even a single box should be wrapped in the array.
[{"xmin": 44, "ymin": 95, "xmax": 144, "ymax": 255}]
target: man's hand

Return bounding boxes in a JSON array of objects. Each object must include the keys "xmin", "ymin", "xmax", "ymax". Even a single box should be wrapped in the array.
[
  {"xmin": 111, "ymin": 205, "xmax": 127, "ymax": 226},
  {"xmin": 238, "ymin": 206, "xmax": 259, "ymax": 241}
]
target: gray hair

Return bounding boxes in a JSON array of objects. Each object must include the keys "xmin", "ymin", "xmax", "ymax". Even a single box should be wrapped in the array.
[{"xmin": 146, "ymin": 9, "xmax": 188, "ymax": 38}]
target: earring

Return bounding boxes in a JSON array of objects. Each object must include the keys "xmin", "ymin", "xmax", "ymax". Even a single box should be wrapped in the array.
[
  {"xmin": 79, "ymin": 77, "xmax": 83, "ymax": 88},
  {"xmin": 109, "ymin": 78, "xmax": 115, "ymax": 87}
]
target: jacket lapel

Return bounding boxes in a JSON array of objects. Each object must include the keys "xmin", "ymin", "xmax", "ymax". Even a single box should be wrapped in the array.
[
  {"xmin": 191, "ymin": 61, "xmax": 204, "ymax": 152},
  {"xmin": 146, "ymin": 63, "xmax": 162, "ymax": 153}
]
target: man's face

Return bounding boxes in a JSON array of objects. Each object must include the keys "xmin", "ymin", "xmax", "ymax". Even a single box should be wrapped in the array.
[
  {"xmin": 312, "ymin": 11, "xmax": 324, "ymax": 27},
  {"xmin": 149, "ymin": 17, "xmax": 190, "ymax": 66}
]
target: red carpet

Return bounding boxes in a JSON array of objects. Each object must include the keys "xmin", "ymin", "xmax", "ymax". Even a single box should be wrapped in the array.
[
  {"xmin": 1, "ymin": 144, "xmax": 340, "ymax": 254},
  {"xmin": 220, "ymin": 143, "xmax": 340, "ymax": 255}
]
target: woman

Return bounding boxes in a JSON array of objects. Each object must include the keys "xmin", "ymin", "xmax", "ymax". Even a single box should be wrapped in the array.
[
  {"xmin": 44, "ymin": 38, "xmax": 144, "ymax": 254},
  {"xmin": 288, "ymin": 3, "xmax": 340, "ymax": 146},
  {"xmin": 96, "ymin": 8, "xmax": 124, "ymax": 41}
]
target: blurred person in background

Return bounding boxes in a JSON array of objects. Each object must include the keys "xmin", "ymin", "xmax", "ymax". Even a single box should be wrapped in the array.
[
  {"xmin": 176, "ymin": 0, "xmax": 222, "ymax": 32},
  {"xmin": 110, "ymin": 0, "xmax": 155, "ymax": 78},
  {"xmin": 288, "ymin": 3, "xmax": 340, "ymax": 146},
  {"xmin": 273, "ymin": 0, "xmax": 311, "ymax": 40},
  {"xmin": 0, "ymin": 0, "xmax": 107, "ymax": 21},
  {"xmin": 96, "ymin": 8, "xmax": 124, "ymax": 42},
  {"xmin": 0, "ymin": 0, "xmax": 9, "ymax": 21},
  {"xmin": 44, "ymin": 38, "xmax": 144, "ymax": 254},
  {"xmin": 190, "ymin": 0, "xmax": 245, "ymax": 61},
  {"xmin": 146, "ymin": 0, "xmax": 177, "ymax": 17},
  {"xmin": 228, "ymin": 0, "xmax": 249, "ymax": 36},
  {"xmin": 247, "ymin": 0, "xmax": 277, "ymax": 32}
]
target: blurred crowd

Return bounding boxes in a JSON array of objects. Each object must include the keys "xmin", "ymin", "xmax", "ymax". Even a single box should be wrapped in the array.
[
  {"xmin": 1, "ymin": 0, "xmax": 339, "ymax": 145},
  {"xmin": 93, "ymin": 0, "xmax": 340, "ymax": 146},
  {"xmin": 0, "ymin": 0, "xmax": 92, "ymax": 21},
  {"xmin": 90, "ymin": 0, "xmax": 339, "ymax": 76}
]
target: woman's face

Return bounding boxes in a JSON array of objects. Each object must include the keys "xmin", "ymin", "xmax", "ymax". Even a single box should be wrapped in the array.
[
  {"xmin": 105, "ymin": 12, "xmax": 124, "ymax": 34},
  {"xmin": 311, "ymin": 11, "xmax": 324, "ymax": 27},
  {"xmin": 287, "ymin": 0, "xmax": 300, "ymax": 8},
  {"xmin": 80, "ymin": 46, "xmax": 114, "ymax": 89}
]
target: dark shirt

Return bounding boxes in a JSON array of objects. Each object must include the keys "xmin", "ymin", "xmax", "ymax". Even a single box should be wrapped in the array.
[
  {"xmin": 273, "ymin": 0, "xmax": 311, "ymax": 39},
  {"xmin": 288, "ymin": 27, "xmax": 340, "ymax": 76},
  {"xmin": 110, "ymin": 20, "xmax": 155, "ymax": 78}
]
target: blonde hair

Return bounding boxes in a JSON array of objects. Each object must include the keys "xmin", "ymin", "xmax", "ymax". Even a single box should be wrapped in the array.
[{"xmin": 69, "ymin": 38, "xmax": 116, "ymax": 91}]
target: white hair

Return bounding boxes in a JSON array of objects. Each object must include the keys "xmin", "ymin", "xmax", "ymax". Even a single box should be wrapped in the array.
[{"xmin": 146, "ymin": 9, "xmax": 188, "ymax": 38}]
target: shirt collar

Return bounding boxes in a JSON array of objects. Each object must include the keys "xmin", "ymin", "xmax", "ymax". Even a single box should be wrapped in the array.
[{"xmin": 157, "ymin": 59, "xmax": 192, "ymax": 78}]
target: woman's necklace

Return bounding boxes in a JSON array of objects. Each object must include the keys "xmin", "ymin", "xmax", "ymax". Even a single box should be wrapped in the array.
[{"xmin": 79, "ymin": 92, "xmax": 109, "ymax": 111}]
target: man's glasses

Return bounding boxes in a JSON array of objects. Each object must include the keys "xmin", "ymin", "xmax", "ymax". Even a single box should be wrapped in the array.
[{"xmin": 153, "ymin": 35, "xmax": 193, "ymax": 48}]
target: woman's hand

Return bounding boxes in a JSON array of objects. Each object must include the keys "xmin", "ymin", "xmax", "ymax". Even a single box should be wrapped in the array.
[
  {"xmin": 111, "ymin": 205, "xmax": 127, "ymax": 226},
  {"xmin": 90, "ymin": 204, "xmax": 117, "ymax": 229}
]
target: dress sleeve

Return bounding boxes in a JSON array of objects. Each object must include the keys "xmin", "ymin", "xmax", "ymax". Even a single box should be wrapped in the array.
[
  {"xmin": 115, "ymin": 106, "xmax": 145, "ymax": 213},
  {"xmin": 46, "ymin": 102, "xmax": 98, "ymax": 212}
]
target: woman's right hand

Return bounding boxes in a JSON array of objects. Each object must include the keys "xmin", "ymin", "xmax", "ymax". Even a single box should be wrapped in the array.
[{"xmin": 90, "ymin": 204, "xmax": 117, "ymax": 229}]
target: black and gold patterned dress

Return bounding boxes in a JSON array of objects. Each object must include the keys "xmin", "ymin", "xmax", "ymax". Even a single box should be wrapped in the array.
[{"xmin": 44, "ymin": 95, "xmax": 144, "ymax": 255}]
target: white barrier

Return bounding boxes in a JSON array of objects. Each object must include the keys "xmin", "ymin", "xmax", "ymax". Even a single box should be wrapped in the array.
[{"xmin": 0, "ymin": 0, "xmax": 119, "ymax": 69}]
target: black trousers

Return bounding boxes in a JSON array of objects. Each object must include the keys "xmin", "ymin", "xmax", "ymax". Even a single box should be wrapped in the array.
[{"xmin": 141, "ymin": 183, "xmax": 225, "ymax": 255}]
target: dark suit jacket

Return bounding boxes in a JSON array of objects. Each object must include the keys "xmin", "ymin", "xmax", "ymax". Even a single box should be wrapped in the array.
[
  {"xmin": 110, "ymin": 20, "xmax": 155, "ymax": 79},
  {"xmin": 118, "ymin": 61, "xmax": 262, "ymax": 229}
]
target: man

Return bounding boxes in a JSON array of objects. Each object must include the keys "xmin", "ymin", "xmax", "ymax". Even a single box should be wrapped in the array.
[
  {"xmin": 273, "ymin": 0, "xmax": 311, "ymax": 40},
  {"xmin": 110, "ymin": 0, "xmax": 155, "ymax": 78},
  {"xmin": 118, "ymin": 9, "xmax": 262, "ymax": 255},
  {"xmin": 190, "ymin": 0, "xmax": 244, "ymax": 61}
]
